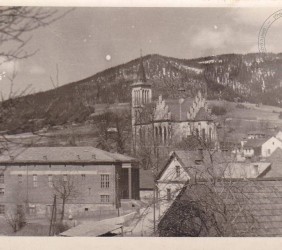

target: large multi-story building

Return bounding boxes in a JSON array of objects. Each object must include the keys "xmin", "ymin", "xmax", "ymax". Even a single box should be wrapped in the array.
[
  {"xmin": 131, "ymin": 57, "xmax": 217, "ymax": 152},
  {"xmin": 0, "ymin": 146, "xmax": 139, "ymax": 217}
]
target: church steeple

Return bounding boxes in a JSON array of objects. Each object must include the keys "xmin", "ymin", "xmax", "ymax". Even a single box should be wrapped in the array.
[
  {"xmin": 131, "ymin": 52, "xmax": 152, "ymax": 108},
  {"xmin": 131, "ymin": 51, "xmax": 152, "ymax": 154},
  {"xmin": 137, "ymin": 51, "xmax": 147, "ymax": 82}
]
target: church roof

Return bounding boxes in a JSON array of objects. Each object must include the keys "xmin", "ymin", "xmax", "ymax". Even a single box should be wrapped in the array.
[
  {"xmin": 194, "ymin": 107, "xmax": 213, "ymax": 121},
  {"xmin": 137, "ymin": 56, "xmax": 147, "ymax": 82},
  {"xmin": 164, "ymin": 98, "xmax": 194, "ymax": 121},
  {"xmin": 131, "ymin": 56, "xmax": 151, "ymax": 88}
]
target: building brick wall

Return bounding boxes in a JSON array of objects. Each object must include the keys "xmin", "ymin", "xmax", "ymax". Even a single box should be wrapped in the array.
[{"xmin": 0, "ymin": 163, "xmax": 120, "ymax": 216}]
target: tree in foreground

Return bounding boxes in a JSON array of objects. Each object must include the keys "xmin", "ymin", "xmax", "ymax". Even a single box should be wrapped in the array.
[
  {"xmin": 156, "ymin": 147, "xmax": 278, "ymax": 237},
  {"xmin": 52, "ymin": 175, "xmax": 80, "ymax": 221}
]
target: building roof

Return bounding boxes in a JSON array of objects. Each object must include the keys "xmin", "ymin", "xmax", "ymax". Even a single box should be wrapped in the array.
[
  {"xmin": 223, "ymin": 161, "xmax": 271, "ymax": 179},
  {"xmin": 60, "ymin": 220, "xmax": 123, "ymax": 237},
  {"xmin": 244, "ymin": 138, "xmax": 269, "ymax": 148},
  {"xmin": 159, "ymin": 178, "xmax": 282, "ymax": 236},
  {"xmin": 247, "ymin": 130, "xmax": 266, "ymax": 135},
  {"xmin": 164, "ymin": 98, "xmax": 194, "ymax": 121},
  {"xmin": 157, "ymin": 150, "xmax": 270, "ymax": 180},
  {"xmin": 131, "ymin": 56, "xmax": 151, "ymax": 88},
  {"xmin": 263, "ymin": 148, "xmax": 282, "ymax": 178},
  {"xmin": 137, "ymin": 56, "xmax": 147, "ymax": 82},
  {"xmin": 157, "ymin": 150, "xmax": 233, "ymax": 180},
  {"xmin": 194, "ymin": 107, "xmax": 213, "ymax": 121},
  {"xmin": 139, "ymin": 169, "xmax": 155, "ymax": 190},
  {"xmin": 0, "ymin": 146, "xmax": 136, "ymax": 164}
]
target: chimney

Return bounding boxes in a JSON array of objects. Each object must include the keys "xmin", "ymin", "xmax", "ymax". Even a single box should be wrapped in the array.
[
  {"xmin": 197, "ymin": 148, "xmax": 204, "ymax": 161},
  {"xmin": 252, "ymin": 164, "xmax": 259, "ymax": 177}
]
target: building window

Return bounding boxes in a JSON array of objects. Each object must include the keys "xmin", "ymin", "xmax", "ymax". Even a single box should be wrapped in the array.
[
  {"xmin": 100, "ymin": 195, "xmax": 110, "ymax": 203},
  {"xmin": 0, "ymin": 205, "xmax": 5, "ymax": 214},
  {"xmin": 17, "ymin": 205, "xmax": 24, "ymax": 214},
  {"xmin": 48, "ymin": 175, "xmax": 53, "ymax": 187},
  {"xmin": 202, "ymin": 128, "xmax": 206, "ymax": 141},
  {"xmin": 18, "ymin": 174, "xmax": 23, "ymax": 184},
  {"xmin": 29, "ymin": 205, "xmax": 36, "ymax": 215},
  {"xmin": 195, "ymin": 128, "xmax": 199, "ymax": 138},
  {"xmin": 101, "ymin": 174, "xmax": 110, "ymax": 188},
  {"xmin": 0, "ymin": 188, "xmax": 4, "ymax": 195},
  {"xmin": 175, "ymin": 166, "xmax": 180, "ymax": 177},
  {"xmin": 0, "ymin": 174, "xmax": 4, "ymax": 184},
  {"xmin": 167, "ymin": 188, "xmax": 172, "ymax": 201},
  {"xmin": 33, "ymin": 174, "xmax": 38, "ymax": 187},
  {"xmin": 209, "ymin": 127, "xmax": 212, "ymax": 141}
]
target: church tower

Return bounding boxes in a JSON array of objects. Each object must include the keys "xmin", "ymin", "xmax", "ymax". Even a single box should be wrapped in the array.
[
  {"xmin": 131, "ymin": 55, "xmax": 152, "ymax": 126},
  {"xmin": 131, "ymin": 54, "xmax": 152, "ymax": 154}
]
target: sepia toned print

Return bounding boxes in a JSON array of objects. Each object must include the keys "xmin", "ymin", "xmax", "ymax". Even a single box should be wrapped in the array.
[{"xmin": 2, "ymin": 6, "xmax": 282, "ymax": 237}]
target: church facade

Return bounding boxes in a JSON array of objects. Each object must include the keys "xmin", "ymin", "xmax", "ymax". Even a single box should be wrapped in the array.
[{"xmin": 131, "ymin": 57, "xmax": 217, "ymax": 152}]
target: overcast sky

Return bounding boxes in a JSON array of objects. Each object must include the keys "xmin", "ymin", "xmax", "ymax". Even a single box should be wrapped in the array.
[{"xmin": 1, "ymin": 7, "xmax": 282, "ymax": 97}]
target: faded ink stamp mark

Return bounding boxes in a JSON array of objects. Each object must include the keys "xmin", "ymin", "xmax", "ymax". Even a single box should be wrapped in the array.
[{"xmin": 258, "ymin": 9, "xmax": 282, "ymax": 53}]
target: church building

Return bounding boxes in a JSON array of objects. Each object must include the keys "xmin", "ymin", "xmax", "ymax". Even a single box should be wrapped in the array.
[{"xmin": 131, "ymin": 56, "xmax": 217, "ymax": 152}]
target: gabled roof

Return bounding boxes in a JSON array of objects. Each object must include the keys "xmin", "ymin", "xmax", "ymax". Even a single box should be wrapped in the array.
[
  {"xmin": 0, "ymin": 147, "xmax": 136, "ymax": 164},
  {"xmin": 223, "ymin": 162, "xmax": 271, "ymax": 179},
  {"xmin": 60, "ymin": 219, "xmax": 123, "ymax": 236},
  {"xmin": 159, "ymin": 178, "xmax": 282, "ymax": 237},
  {"xmin": 157, "ymin": 150, "xmax": 270, "ymax": 181},
  {"xmin": 194, "ymin": 107, "xmax": 213, "ymax": 121},
  {"xmin": 247, "ymin": 130, "xmax": 266, "ymax": 135},
  {"xmin": 263, "ymin": 148, "xmax": 282, "ymax": 178},
  {"xmin": 244, "ymin": 138, "xmax": 269, "ymax": 148},
  {"xmin": 164, "ymin": 98, "xmax": 194, "ymax": 121}
]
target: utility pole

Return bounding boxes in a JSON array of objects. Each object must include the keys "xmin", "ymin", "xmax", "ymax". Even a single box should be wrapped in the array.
[
  {"xmin": 49, "ymin": 195, "xmax": 57, "ymax": 236},
  {"xmin": 153, "ymin": 179, "xmax": 156, "ymax": 234},
  {"xmin": 152, "ymin": 168, "xmax": 158, "ymax": 235},
  {"xmin": 116, "ymin": 171, "xmax": 120, "ymax": 217},
  {"xmin": 26, "ymin": 164, "xmax": 29, "ymax": 214}
]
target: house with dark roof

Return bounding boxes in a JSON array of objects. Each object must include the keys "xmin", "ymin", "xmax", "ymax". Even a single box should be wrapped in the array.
[
  {"xmin": 158, "ymin": 178, "xmax": 282, "ymax": 237},
  {"xmin": 247, "ymin": 130, "xmax": 266, "ymax": 139},
  {"xmin": 156, "ymin": 149, "xmax": 271, "ymax": 218},
  {"xmin": 0, "ymin": 146, "xmax": 139, "ymax": 218},
  {"xmin": 131, "ymin": 56, "xmax": 217, "ymax": 151},
  {"xmin": 242, "ymin": 136, "xmax": 282, "ymax": 158},
  {"xmin": 262, "ymin": 148, "xmax": 282, "ymax": 178}
]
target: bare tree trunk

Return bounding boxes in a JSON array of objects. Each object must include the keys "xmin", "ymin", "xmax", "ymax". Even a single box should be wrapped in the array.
[{"xmin": 61, "ymin": 198, "xmax": 66, "ymax": 221}]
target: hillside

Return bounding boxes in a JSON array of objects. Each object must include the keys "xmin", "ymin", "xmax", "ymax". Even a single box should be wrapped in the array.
[{"xmin": 2, "ymin": 53, "xmax": 282, "ymax": 133}]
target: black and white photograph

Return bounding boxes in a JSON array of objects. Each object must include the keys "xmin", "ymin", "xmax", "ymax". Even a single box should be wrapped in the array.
[{"xmin": 2, "ymin": 1, "xmax": 282, "ymax": 240}]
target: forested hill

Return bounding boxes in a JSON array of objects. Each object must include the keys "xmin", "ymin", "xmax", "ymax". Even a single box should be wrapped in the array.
[{"xmin": 2, "ymin": 52, "xmax": 282, "ymax": 133}]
